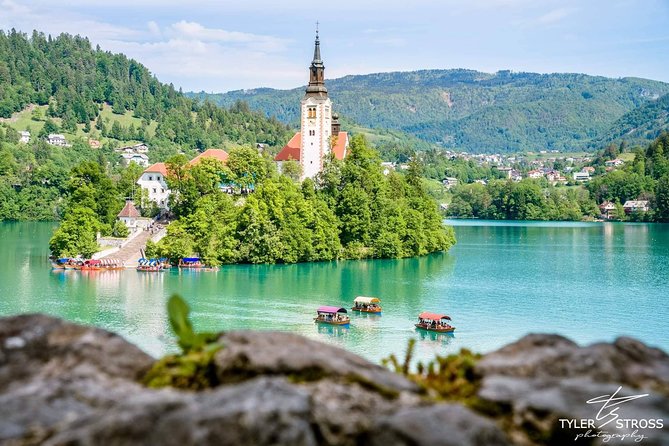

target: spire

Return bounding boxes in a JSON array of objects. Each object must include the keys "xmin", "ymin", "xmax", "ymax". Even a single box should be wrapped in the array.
[
  {"xmin": 312, "ymin": 22, "xmax": 322, "ymax": 64},
  {"xmin": 306, "ymin": 22, "xmax": 327, "ymax": 95}
]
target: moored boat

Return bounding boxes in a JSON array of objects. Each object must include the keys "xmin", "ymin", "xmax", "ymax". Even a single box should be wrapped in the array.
[
  {"xmin": 351, "ymin": 296, "xmax": 382, "ymax": 314},
  {"xmin": 178, "ymin": 257, "xmax": 204, "ymax": 268},
  {"xmin": 51, "ymin": 258, "xmax": 71, "ymax": 269},
  {"xmin": 136, "ymin": 258, "xmax": 168, "ymax": 272},
  {"xmin": 100, "ymin": 258, "xmax": 125, "ymax": 270},
  {"xmin": 314, "ymin": 306, "xmax": 350, "ymax": 326},
  {"xmin": 80, "ymin": 259, "xmax": 102, "ymax": 271},
  {"xmin": 415, "ymin": 312, "xmax": 455, "ymax": 333}
]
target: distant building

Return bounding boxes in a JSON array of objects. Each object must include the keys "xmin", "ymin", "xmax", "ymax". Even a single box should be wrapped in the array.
[
  {"xmin": 117, "ymin": 200, "xmax": 141, "ymax": 230},
  {"xmin": 527, "ymin": 169, "xmax": 543, "ymax": 179},
  {"xmin": 116, "ymin": 143, "xmax": 149, "ymax": 154},
  {"xmin": 274, "ymin": 30, "xmax": 348, "ymax": 180},
  {"xmin": 190, "ymin": 148, "xmax": 229, "ymax": 166},
  {"xmin": 623, "ymin": 200, "xmax": 649, "ymax": 214},
  {"xmin": 442, "ymin": 177, "xmax": 458, "ymax": 189},
  {"xmin": 511, "ymin": 169, "xmax": 522, "ymax": 182},
  {"xmin": 121, "ymin": 153, "xmax": 150, "ymax": 167},
  {"xmin": 137, "ymin": 163, "xmax": 170, "ymax": 209},
  {"xmin": 380, "ymin": 162, "xmax": 395, "ymax": 176},
  {"xmin": 573, "ymin": 171, "xmax": 590, "ymax": 182},
  {"xmin": 495, "ymin": 166, "xmax": 513, "ymax": 179},
  {"xmin": 605, "ymin": 159, "xmax": 624, "ymax": 167},
  {"xmin": 47, "ymin": 134, "xmax": 67, "ymax": 147},
  {"xmin": 583, "ymin": 166, "xmax": 595, "ymax": 173},
  {"xmin": 599, "ymin": 201, "xmax": 616, "ymax": 220},
  {"xmin": 19, "ymin": 131, "xmax": 30, "ymax": 144},
  {"xmin": 88, "ymin": 139, "xmax": 101, "ymax": 149}
]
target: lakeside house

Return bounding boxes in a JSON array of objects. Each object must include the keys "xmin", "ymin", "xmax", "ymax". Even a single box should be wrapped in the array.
[
  {"xmin": 117, "ymin": 200, "xmax": 141, "ymax": 230},
  {"xmin": 599, "ymin": 201, "xmax": 616, "ymax": 219},
  {"xmin": 623, "ymin": 200, "xmax": 649, "ymax": 214},
  {"xmin": 47, "ymin": 134, "xmax": 68, "ymax": 147},
  {"xmin": 19, "ymin": 131, "xmax": 30, "ymax": 144}
]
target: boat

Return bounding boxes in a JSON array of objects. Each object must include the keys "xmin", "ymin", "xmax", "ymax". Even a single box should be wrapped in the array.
[
  {"xmin": 178, "ymin": 257, "xmax": 204, "ymax": 269},
  {"xmin": 51, "ymin": 258, "xmax": 71, "ymax": 269},
  {"xmin": 100, "ymin": 258, "xmax": 125, "ymax": 270},
  {"xmin": 136, "ymin": 258, "xmax": 167, "ymax": 272},
  {"xmin": 80, "ymin": 259, "xmax": 102, "ymax": 271},
  {"xmin": 351, "ymin": 296, "xmax": 382, "ymax": 314},
  {"xmin": 415, "ymin": 311, "xmax": 455, "ymax": 333},
  {"xmin": 314, "ymin": 306, "xmax": 350, "ymax": 326}
]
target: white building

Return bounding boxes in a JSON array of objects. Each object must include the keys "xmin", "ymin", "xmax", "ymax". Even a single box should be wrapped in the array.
[
  {"xmin": 19, "ymin": 131, "xmax": 30, "ymax": 144},
  {"xmin": 573, "ymin": 171, "xmax": 590, "ymax": 182},
  {"xmin": 137, "ymin": 163, "xmax": 170, "ymax": 209},
  {"xmin": 117, "ymin": 200, "xmax": 141, "ymax": 230},
  {"xmin": 121, "ymin": 152, "xmax": 150, "ymax": 167},
  {"xmin": 274, "ymin": 30, "xmax": 348, "ymax": 180},
  {"xmin": 47, "ymin": 134, "xmax": 68, "ymax": 146}
]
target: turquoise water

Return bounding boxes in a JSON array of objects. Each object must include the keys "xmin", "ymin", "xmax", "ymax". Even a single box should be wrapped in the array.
[{"xmin": 1, "ymin": 221, "xmax": 668, "ymax": 363}]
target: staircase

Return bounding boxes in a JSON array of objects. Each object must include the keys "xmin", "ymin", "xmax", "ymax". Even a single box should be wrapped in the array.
[{"xmin": 100, "ymin": 230, "xmax": 153, "ymax": 267}]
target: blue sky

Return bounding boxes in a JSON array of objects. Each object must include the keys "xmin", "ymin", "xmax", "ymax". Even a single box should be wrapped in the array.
[{"xmin": 1, "ymin": 0, "xmax": 668, "ymax": 92}]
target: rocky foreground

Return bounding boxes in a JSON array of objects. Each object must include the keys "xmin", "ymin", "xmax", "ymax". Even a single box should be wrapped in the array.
[{"xmin": 0, "ymin": 315, "xmax": 668, "ymax": 446}]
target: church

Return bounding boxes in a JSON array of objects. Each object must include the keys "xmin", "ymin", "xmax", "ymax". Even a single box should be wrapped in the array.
[{"xmin": 274, "ymin": 30, "xmax": 348, "ymax": 180}]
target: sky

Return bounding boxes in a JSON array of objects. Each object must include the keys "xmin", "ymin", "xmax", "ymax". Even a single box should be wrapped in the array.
[{"xmin": 1, "ymin": 0, "xmax": 668, "ymax": 93}]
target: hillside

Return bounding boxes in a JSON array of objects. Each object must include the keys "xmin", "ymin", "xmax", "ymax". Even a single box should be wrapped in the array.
[
  {"xmin": 595, "ymin": 92, "xmax": 669, "ymax": 147},
  {"xmin": 0, "ymin": 29, "xmax": 291, "ymax": 221},
  {"xmin": 190, "ymin": 69, "xmax": 669, "ymax": 153}
]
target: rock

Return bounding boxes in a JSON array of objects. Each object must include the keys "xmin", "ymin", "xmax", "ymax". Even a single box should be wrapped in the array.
[
  {"xmin": 366, "ymin": 404, "xmax": 510, "ymax": 446},
  {"xmin": 214, "ymin": 330, "xmax": 419, "ymax": 394},
  {"xmin": 475, "ymin": 334, "xmax": 669, "ymax": 446}
]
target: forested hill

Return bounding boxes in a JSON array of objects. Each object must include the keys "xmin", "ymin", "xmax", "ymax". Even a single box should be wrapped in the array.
[
  {"xmin": 189, "ymin": 69, "xmax": 669, "ymax": 153},
  {"xmin": 594, "ymin": 93, "xmax": 669, "ymax": 147},
  {"xmin": 0, "ymin": 29, "xmax": 290, "ymax": 150}
]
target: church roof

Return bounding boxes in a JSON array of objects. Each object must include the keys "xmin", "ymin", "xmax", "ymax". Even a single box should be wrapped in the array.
[
  {"xmin": 274, "ymin": 132, "xmax": 301, "ymax": 161},
  {"xmin": 274, "ymin": 131, "xmax": 348, "ymax": 162},
  {"xmin": 144, "ymin": 162, "xmax": 168, "ymax": 176},
  {"xmin": 190, "ymin": 149, "xmax": 229, "ymax": 165},
  {"xmin": 118, "ymin": 201, "xmax": 141, "ymax": 218}
]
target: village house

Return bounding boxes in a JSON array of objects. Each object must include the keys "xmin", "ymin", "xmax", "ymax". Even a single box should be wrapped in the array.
[
  {"xmin": 88, "ymin": 139, "xmax": 101, "ymax": 149},
  {"xmin": 47, "ymin": 134, "xmax": 68, "ymax": 147},
  {"xmin": 605, "ymin": 159, "xmax": 624, "ymax": 168},
  {"xmin": 599, "ymin": 201, "xmax": 617, "ymax": 220},
  {"xmin": 442, "ymin": 177, "xmax": 458, "ymax": 189},
  {"xmin": 527, "ymin": 169, "xmax": 543, "ymax": 179},
  {"xmin": 19, "ymin": 131, "xmax": 30, "ymax": 144},
  {"xmin": 117, "ymin": 200, "xmax": 141, "ymax": 231},
  {"xmin": 121, "ymin": 153, "xmax": 150, "ymax": 167},
  {"xmin": 274, "ymin": 31, "xmax": 348, "ymax": 180},
  {"xmin": 573, "ymin": 171, "xmax": 590, "ymax": 182},
  {"xmin": 623, "ymin": 200, "xmax": 650, "ymax": 214}
]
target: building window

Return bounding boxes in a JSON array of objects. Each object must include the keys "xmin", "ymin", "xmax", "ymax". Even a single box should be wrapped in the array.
[
  {"xmin": 307, "ymin": 106, "xmax": 316, "ymax": 119},
  {"xmin": 148, "ymin": 176, "xmax": 153, "ymax": 181},
  {"xmin": 161, "ymin": 188, "xmax": 165, "ymax": 193},
  {"xmin": 153, "ymin": 188, "xmax": 157, "ymax": 193},
  {"xmin": 157, "ymin": 176, "xmax": 161, "ymax": 181},
  {"xmin": 308, "ymin": 130, "xmax": 316, "ymax": 136}
]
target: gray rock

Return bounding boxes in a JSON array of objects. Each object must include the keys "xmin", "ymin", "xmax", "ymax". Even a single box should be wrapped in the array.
[{"xmin": 366, "ymin": 404, "xmax": 510, "ymax": 446}]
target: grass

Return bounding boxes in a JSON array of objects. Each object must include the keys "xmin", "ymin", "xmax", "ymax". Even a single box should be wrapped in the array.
[{"xmin": 2, "ymin": 103, "xmax": 158, "ymax": 146}]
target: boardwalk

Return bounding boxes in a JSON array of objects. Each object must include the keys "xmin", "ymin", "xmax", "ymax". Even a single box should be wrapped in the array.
[{"xmin": 100, "ymin": 230, "xmax": 153, "ymax": 267}]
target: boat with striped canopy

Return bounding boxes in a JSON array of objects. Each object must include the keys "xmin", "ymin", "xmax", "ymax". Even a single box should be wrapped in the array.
[
  {"xmin": 351, "ymin": 296, "xmax": 382, "ymax": 314},
  {"xmin": 136, "ymin": 258, "xmax": 168, "ymax": 272}
]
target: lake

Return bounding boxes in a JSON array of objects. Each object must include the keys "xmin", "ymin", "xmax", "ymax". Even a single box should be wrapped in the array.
[{"xmin": 1, "ymin": 220, "xmax": 668, "ymax": 364}]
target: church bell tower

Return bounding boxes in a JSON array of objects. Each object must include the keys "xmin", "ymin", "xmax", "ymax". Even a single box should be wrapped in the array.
[{"xmin": 300, "ymin": 27, "xmax": 333, "ymax": 180}]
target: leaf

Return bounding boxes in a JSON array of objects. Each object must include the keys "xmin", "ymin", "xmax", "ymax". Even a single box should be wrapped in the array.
[{"xmin": 167, "ymin": 294, "xmax": 196, "ymax": 351}]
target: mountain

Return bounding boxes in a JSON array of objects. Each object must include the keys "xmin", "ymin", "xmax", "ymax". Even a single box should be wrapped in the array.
[
  {"xmin": 189, "ymin": 69, "xmax": 669, "ymax": 153},
  {"xmin": 595, "ymin": 93, "xmax": 669, "ymax": 148}
]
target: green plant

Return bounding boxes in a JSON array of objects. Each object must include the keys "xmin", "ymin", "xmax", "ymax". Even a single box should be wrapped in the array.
[{"xmin": 167, "ymin": 294, "xmax": 219, "ymax": 353}]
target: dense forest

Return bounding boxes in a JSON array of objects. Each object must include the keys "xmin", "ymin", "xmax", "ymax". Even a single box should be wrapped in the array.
[
  {"xmin": 0, "ymin": 29, "xmax": 291, "ymax": 221},
  {"xmin": 447, "ymin": 132, "xmax": 669, "ymax": 222},
  {"xmin": 191, "ymin": 69, "xmax": 669, "ymax": 153}
]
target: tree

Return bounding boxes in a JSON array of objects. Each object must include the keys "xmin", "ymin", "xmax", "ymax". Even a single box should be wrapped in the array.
[
  {"xmin": 656, "ymin": 175, "xmax": 669, "ymax": 222},
  {"xmin": 281, "ymin": 159, "xmax": 302, "ymax": 182},
  {"xmin": 111, "ymin": 220, "xmax": 129, "ymax": 238},
  {"xmin": 226, "ymin": 147, "xmax": 267, "ymax": 192},
  {"xmin": 49, "ymin": 207, "xmax": 102, "ymax": 257}
]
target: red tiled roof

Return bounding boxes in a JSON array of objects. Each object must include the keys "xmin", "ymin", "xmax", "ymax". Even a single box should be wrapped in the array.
[
  {"xmin": 144, "ymin": 162, "xmax": 167, "ymax": 176},
  {"xmin": 117, "ymin": 201, "xmax": 141, "ymax": 218},
  {"xmin": 332, "ymin": 132, "xmax": 348, "ymax": 160},
  {"xmin": 190, "ymin": 149, "xmax": 229, "ymax": 165},
  {"xmin": 274, "ymin": 132, "xmax": 302, "ymax": 162}
]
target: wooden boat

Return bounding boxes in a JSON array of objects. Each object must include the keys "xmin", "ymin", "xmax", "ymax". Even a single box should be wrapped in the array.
[
  {"xmin": 314, "ymin": 306, "xmax": 350, "ymax": 326},
  {"xmin": 80, "ymin": 259, "xmax": 103, "ymax": 271},
  {"xmin": 415, "ymin": 311, "xmax": 455, "ymax": 333},
  {"xmin": 136, "ymin": 258, "xmax": 167, "ymax": 272},
  {"xmin": 351, "ymin": 296, "xmax": 382, "ymax": 314},
  {"xmin": 178, "ymin": 257, "xmax": 204, "ymax": 269},
  {"xmin": 99, "ymin": 258, "xmax": 125, "ymax": 270},
  {"xmin": 51, "ymin": 258, "xmax": 71, "ymax": 269}
]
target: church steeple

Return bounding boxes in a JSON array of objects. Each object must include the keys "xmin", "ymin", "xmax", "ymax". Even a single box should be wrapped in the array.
[{"xmin": 306, "ymin": 25, "xmax": 327, "ymax": 95}]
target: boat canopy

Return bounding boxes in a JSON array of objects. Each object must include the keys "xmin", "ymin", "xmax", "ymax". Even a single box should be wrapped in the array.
[
  {"xmin": 418, "ymin": 311, "xmax": 451, "ymax": 321},
  {"xmin": 317, "ymin": 306, "xmax": 348, "ymax": 314},
  {"xmin": 354, "ymin": 296, "xmax": 380, "ymax": 304},
  {"xmin": 57, "ymin": 258, "xmax": 69, "ymax": 263},
  {"xmin": 182, "ymin": 257, "xmax": 200, "ymax": 262},
  {"xmin": 84, "ymin": 259, "xmax": 101, "ymax": 265}
]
